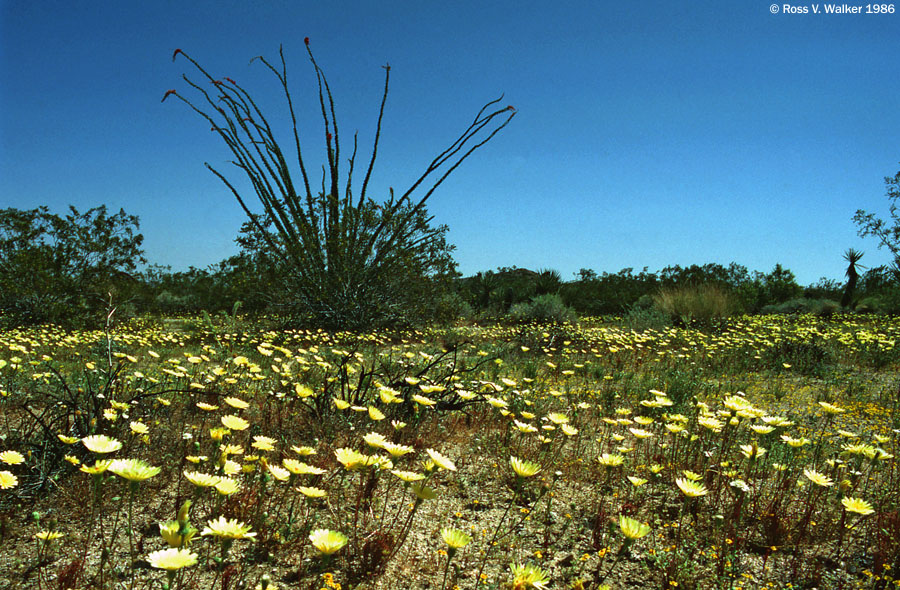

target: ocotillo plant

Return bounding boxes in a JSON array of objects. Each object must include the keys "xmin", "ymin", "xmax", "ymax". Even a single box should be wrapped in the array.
[{"xmin": 165, "ymin": 41, "xmax": 515, "ymax": 329}]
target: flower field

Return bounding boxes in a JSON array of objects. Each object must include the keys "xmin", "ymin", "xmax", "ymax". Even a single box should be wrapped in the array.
[{"xmin": 1, "ymin": 313, "xmax": 899, "ymax": 589}]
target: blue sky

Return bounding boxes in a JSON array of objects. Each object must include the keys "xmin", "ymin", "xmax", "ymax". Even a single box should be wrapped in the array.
[{"xmin": 2, "ymin": 0, "xmax": 899, "ymax": 285}]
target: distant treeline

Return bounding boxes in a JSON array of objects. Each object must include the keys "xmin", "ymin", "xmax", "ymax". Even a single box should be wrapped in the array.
[
  {"xmin": 3, "ymin": 205, "xmax": 897, "ymax": 328},
  {"xmin": 127, "ymin": 259, "xmax": 897, "ymax": 322},
  {"xmin": 454, "ymin": 262, "xmax": 896, "ymax": 320}
]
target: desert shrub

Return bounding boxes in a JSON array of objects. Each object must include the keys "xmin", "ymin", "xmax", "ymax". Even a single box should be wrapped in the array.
[
  {"xmin": 814, "ymin": 299, "xmax": 841, "ymax": 317},
  {"xmin": 856, "ymin": 289, "xmax": 900, "ymax": 314},
  {"xmin": 761, "ymin": 297, "xmax": 840, "ymax": 316},
  {"xmin": 508, "ymin": 294, "xmax": 577, "ymax": 324},
  {"xmin": 624, "ymin": 296, "xmax": 672, "ymax": 331},
  {"xmin": 0, "ymin": 205, "xmax": 145, "ymax": 328},
  {"xmin": 430, "ymin": 291, "xmax": 474, "ymax": 325},
  {"xmin": 652, "ymin": 283, "xmax": 739, "ymax": 328}
]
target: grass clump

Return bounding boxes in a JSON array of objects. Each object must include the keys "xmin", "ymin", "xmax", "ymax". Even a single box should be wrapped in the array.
[{"xmin": 653, "ymin": 283, "xmax": 740, "ymax": 328}]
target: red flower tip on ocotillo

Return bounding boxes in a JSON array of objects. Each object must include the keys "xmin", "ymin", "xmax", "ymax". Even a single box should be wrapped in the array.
[
  {"xmin": 213, "ymin": 80, "xmax": 224, "ymax": 86},
  {"xmin": 304, "ymin": 37, "xmax": 310, "ymax": 45},
  {"xmin": 172, "ymin": 48, "xmax": 183, "ymax": 61},
  {"xmin": 225, "ymin": 77, "xmax": 236, "ymax": 85},
  {"xmin": 506, "ymin": 105, "xmax": 516, "ymax": 111},
  {"xmin": 242, "ymin": 118, "xmax": 252, "ymax": 123},
  {"xmin": 326, "ymin": 132, "xmax": 332, "ymax": 142},
  {"xmin": 161, "ymin": 89, "xmax": 177, "ymax": 102}
]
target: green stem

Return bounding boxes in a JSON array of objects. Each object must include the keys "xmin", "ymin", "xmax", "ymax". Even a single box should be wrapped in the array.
[{"xmin": 128, "ymin": 482, "xmax": 137, "ymax": 590}]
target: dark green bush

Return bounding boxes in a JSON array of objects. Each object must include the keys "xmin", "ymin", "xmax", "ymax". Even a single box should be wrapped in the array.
[
  {"xmin": 508, "ymin": 294, "xmax": 577, "ymax": 324},
  {"xmin": 760, "ymin": 297, "xmax": 841, "ymax": 317}
]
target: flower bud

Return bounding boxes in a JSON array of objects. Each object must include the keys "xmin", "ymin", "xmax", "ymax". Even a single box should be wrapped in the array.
[{"xmin": 177, "ymin": 500, "xmax": 192, "ymax": 526}]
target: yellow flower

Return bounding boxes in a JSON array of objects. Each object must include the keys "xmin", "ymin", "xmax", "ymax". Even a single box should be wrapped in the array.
[
  {"xmin": 221, "ymin": 415, "xmax": 249, "ymax": 431},
  {"xmin": 803, "ymin": 468, "xmax": 834, "ymax": 488},
  {"xmin": 551, "ymin": 419, "xmax": 574, "ymax": 434},
  {"xmin": 81, "ymin": 435, "xmax": 122, "ymax": 454},
  {"xmin": 412, "ymin": 394, "xmax": 437, "ymax": 407},
  {"xmin": 282, "ymin": 459, "xmax": 326, "ymax": 476},
  {"xmin": 750, "ymin": 424, "xmax": 775, "ymax": 435},
  {"xmin": 196, "ymin": 402, "xmax": 219, "ymax": 411},
  {"xmin": 267, "ymin": 464, "xmax": 290, "ymax": 481},
  {"xmin": 818, "ymin": 401, "xmax": 846, "ymax": 415},
  {"xmin": 0, "ymin": 470, "xmax": 17, "ymax": 489},
  {"xmin": 57, "ymin": 434, "xmax": 79, "ymax": 445},
  {"xmin": 619, "ymin": 515, "xmax": 651, "ymax": 539},
  {"xmin": 334, "ymin": 448, "xmax": 374, "ymax": 471},
  {"xmin": 80, "ymin": 459, "xmax": 113, "ymax": 474},
  {"xmin": 441, "ymin": 527, "xmax": 472, "ymax": 549},
  {"xmin": 781, "ymin": 435, "xmax": 810, "ymax": 447},
  {"xmin": 160, "ymin": 521, "xmax": 197, "ymax": 547},
  {"xmin": 223, "ymin": 460, "xmax": 241, "ymax": 476},
  {"xmin": 252, "ymin": 436, "xmax": 277, "ymax": 452},
  {"xmin": 510, "ymin": 562, "xmax": 550, "ymax": 589},
  {"xmin": 546, "ymin": 412, "xmax": 569, "ymax": 425},
  {"xmin": 368, "ymin": 406, "xmax": 386, "ymax": 421},
  {"xmin": 514, "ymin": 420, "xmax": 538, "ymax": 433},
  {"xmin": 597, "ymin": 453, "xmax": 625, "ymax": 468},
  {"xmin": 391, "ymin": 469, "xmax": 425, "ymax": 482},
  {"xmin": 147, "ymin": 548, "xmax": 199, "ymax": 571},
  {"xmin": 739, "ymin": 444, "xmax": 766, "ymax": 460},
  {"xmin": 426, "ymin": 448, "xmax": 457, "ymax": 471},
  {"xmin": 220, "ymin": 443, "xmax": 244, "ymax": 457},
  {"xmin": 0, "ymin": 450, "xmax": 25, "ymax": 465},
  {"xmin": 224, "ymin": 396, "xmax": 249, "ymax": 409},
  {"xmin": 627, "ymin": 476, "xmax": 648, "ymax": 487},
  {"xmin": 209, "ymin": 427, "xmax": 229, "ymax": 441},
  {"xmin": 214, "ymin": 478, "xmax": 240, "ymax": 496},
  {"xmin": 510, "ymin": 456, "xmax": 542, "ymax": 478},
  {"xmin": 295, "ymin": 486, "xmax": 327, "ymax": 498},
  {"xmin": 841, "ymin": 497, "xmax": 875, "ymax": 515},
  {"xmin": 383, "ymin": 442, "xmax": 414, "ymax": 457},
  {"xmin": 698, "ymin": 416, "xmax": 723, "ymax": 432},
  {"xmin": 109, "ymin": 458, "xmax": 160, "ymax": 482},
  {"xmin": 202, "ymin": 516, "xmax": 256, "ymax": 540},
  {"xmin": 363, "ymin": 432, "xmax": 388, "ymax": 449},
  {"xmin": 184, "ymin": 471, "xmax": 220, "ymax": 487},
  {"xmin": 411, "ymin": 482, "xmax": 437, "ymax": 500},
  {"xmin": 309, "ymin": 529, "xmax": 348, "ymax": 555},
  {"xmin": 675, "ymin": 478, "xmax": 708, "ymax": 498},
  {"xmin": 34, "ymin": 530, "xmax": 64, "ymax": 541},
  {"xmin": 130, "ymin": 421, "xmax": 149, "ymax": 435}
]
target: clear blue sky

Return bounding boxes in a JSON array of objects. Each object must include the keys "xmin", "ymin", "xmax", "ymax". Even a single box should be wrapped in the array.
[{"xmin": 2, "ymin": 0, "xmax": 899, "ymax": 285}]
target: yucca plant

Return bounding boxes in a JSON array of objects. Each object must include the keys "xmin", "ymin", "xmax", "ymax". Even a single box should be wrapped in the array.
[
  {"xmin": 841, "ymin": 248, "xmax": 864, "ymax": 309},
  {"xmin": 166, "ymin": 41, "xmax": 514, "ymax": 329}
]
